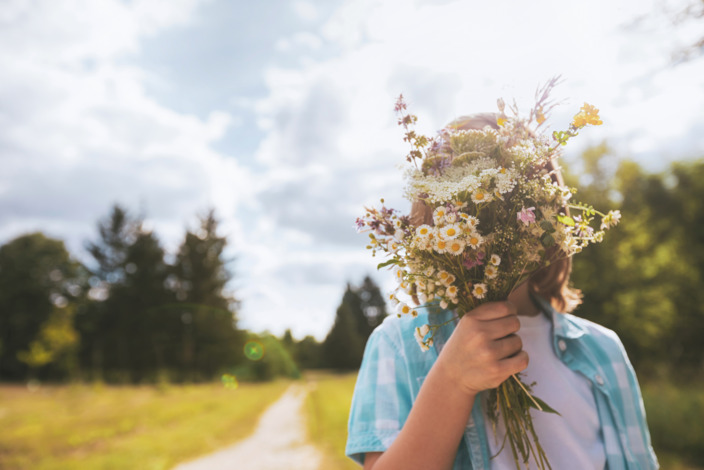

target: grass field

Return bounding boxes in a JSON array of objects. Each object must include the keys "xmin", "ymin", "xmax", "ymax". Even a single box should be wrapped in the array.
[
  {"xmin": 0, "ymin": 380, "xmax": 289, "ymax": 470},
  {"xmin": 642, "ymin": 381, "xmax": 704, "ymax": 470},
  {"xmin": 1, "ymin": 374, "xmax": 701, "ymax": 470},
  {"xmin": 305, "ymin": 371, "xmax": 360, "ymax": 470}
]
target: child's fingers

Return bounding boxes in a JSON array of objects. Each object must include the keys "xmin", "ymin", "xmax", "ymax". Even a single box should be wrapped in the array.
[
  {"xmin": 500, "ymin": 350, "xmax": 530, "ymax": 376},
  {"xmin": 463, "ymin": 301, "xmax": 517, "ymax": 321},
  {"xmin": 492, "ymin": 333, "xmax": 523, "ymax": 360}
]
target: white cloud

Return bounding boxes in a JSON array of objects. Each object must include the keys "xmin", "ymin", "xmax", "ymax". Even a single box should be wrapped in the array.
[
  {"xmin": 2, "ymin": 0, "xmax": 703, "ymax": 340},
  {"xmin": 240, "ymin": 0, "xmax": 704, "ymax": 337},
  {"xmin": 0, "ymin": 0, "xmax": 252, "ymax": 257}
]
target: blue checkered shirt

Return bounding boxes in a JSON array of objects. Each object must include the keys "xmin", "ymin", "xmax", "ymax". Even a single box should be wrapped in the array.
[{"xmin": 346, "ymin": 297, "xmax": 658, "ymax": 469}]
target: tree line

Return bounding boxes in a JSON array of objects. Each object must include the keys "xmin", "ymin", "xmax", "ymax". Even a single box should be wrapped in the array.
[
  {"xmin": 1, "ymin": 151, "xmax": 703, "ymax": 384},
  {"xmin": 0, "ymin": 203, "xmax": 387, "ymax": 383}
]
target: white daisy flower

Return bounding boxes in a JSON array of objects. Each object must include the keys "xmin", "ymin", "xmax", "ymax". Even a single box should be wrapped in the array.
[
  {"xmin": 396, "ymin": 302, "xmax": 413, "ymax": 316},
  {"xmin": 447, "ymin": 239, "xmax": 466, "ymax": 256},
  {"xmin": 416, "ymin": 224, "xmax": 432, "ymax": 238},
  {"xmin": 387, "ymin": 292, "xmax": 399, "ymax": 304},
  {"xmin": 467, "ymin": 233, "xmax": 484, "ymax": 249},
  {"xmin": 425, "ymin": 266, "xmax": 435, "ymax": 277},
  {"xmin": 446, "ymin": 285, "xmax": 458, "ymax": 297},
  {"xmin": 433, "ymin": 206, "xmax": 447, "ymax": 224},
  {"xmin": 490, "ymin": 254, "xmax": 501, "ymax": 266},
  {"xmin": 440, "ymin": 224, "xmax": 461, "ymax": 239},
  {"xmin": 463, "ymin": 215, "xmax": 479, "ymax": 229},
  {"xmin": 471, "ymin": 190, "xmax": 493, "ymax": 204},
  {"xmin": 445, "ymin": 212, "xmax": 457, "ymax": 224},
  {"xmin": 437, "ymin": 270, "xmax": 450, "ymax": 284},
  {"xmin": 485, "ymin": 265, "xmax": 498, "ymax": 279},
  {"xmin": 392, "ymin": 266, "xmax": 405, "ymax": 282},
  {"xmin": 393, "ymin": 218, "xmax": 403, "ymax": 229},
  {"xmin": 434, "ymin": 238, "xmax": 448, "ymax": 253},
  {"xmin": 472, "ymin": 283, "xmax": 488, "ymax": 299}
]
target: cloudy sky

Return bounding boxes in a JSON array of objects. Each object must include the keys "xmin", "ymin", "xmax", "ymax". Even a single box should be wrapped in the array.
[{"xmin": 2, "ymin": 0, "xmax": 703, "ymax": 339}]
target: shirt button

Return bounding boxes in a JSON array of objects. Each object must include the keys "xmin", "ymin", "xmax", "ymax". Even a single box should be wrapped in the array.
[
  {"xmin": 595, "ymin": 374, "xmax": 605, "ymax": 385},
  {"xmin": 558, "ymin": 340, "xmax": 567, "ymax": 352}
]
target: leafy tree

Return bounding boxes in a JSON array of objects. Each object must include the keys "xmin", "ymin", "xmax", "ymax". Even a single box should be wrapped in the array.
[
  {"xmin": 0, "ymin": 233, "xmax": 83, "ymax": 380},
  {"xmin": 17, "ymin": 305, "xmax": 79, "ymax": 379},
  {"xmin": 568, "ymin": 146, "xmax": 704, "ymax": 378}
]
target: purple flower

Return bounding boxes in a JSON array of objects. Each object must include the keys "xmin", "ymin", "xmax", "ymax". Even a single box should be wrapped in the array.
[
  {"xmin": 517, "ymin": 207, "xmax": 536, "ymax": 225},
  {"xmin": 463, "ymin": 251, "xmax": 485, "ymax": 269},
  {"xmin": 355, "ymin": 218, "xmax": 365, "ymax": 232}
]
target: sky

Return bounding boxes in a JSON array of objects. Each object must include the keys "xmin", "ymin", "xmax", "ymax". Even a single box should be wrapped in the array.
[{"xmin": 1, "ymin": 0, "xmax": 703, "ymax": 340}]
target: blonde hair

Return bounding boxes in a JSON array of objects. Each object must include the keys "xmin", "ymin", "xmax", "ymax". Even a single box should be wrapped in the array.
[{"xmin": 409, "ymin": 113, "xmax": 582, "ymax": 313}]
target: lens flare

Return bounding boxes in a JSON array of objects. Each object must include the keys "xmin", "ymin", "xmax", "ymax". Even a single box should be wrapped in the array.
[{"xmin": 244, "ymin": 340, "xmax": 264, "ymax": 361}]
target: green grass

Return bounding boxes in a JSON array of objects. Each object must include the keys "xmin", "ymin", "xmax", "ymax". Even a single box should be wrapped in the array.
[
  {"xmin": 302, "ymin": 372, "xmax": 704, "ymax": 470},
  {"xmin": 0, "ymin": 380, "xmax": 290, "ymax": 470},
  {"xmin": 305, "ymin": 371, "xmax": 360, "ymax": 470},
  {"xmin": 642, "ymin": 381, "xmax": 704, "ymax": 469}
]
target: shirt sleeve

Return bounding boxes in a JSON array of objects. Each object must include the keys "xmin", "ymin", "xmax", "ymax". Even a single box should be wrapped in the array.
[
  {"xmin": 619, "ymin": 340, "xmax": 660, "ymax": 469},
  {"xmin": 345, "ymin": 322, "xmax": 414, "ymax": 466}
]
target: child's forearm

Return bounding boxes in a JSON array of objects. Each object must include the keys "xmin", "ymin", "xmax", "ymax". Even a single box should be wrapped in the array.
[{"xmin": 367, "ymin": 361, "xmax": 477, "ymax": 470}]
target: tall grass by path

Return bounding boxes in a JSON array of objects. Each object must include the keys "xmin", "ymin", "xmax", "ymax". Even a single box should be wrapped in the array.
[
  {"xmin": 305, "ymin": 371, "xmax": 360, "ymax": 470},
  {"xmin": 0, "ymin": 380, "xmax": 290, "ymax": 470},
  {"xmin": 642, "ymin": 381, "xmax": 704, "ymax": 470}
]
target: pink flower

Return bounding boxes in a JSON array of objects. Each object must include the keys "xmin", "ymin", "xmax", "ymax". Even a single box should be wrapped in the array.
[
  {"xmin": 517, "ymin": 207, "xmax": 536, "ymax": 225},
  {"xmin": 463, "ymin": 251, "xmax": 485, "ymax": 269}
]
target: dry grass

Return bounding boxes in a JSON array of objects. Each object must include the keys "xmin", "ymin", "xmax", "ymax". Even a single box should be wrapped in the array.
[{"xmin": 0, "ymin": 380, "xmax": 289, "ymax": 470}]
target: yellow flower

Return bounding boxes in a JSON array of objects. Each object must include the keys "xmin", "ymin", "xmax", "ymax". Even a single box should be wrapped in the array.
[
  {"xmin": 572, "ymin": 103, "xmax": 603, "ymax": 128},
  {"xmin": 497, "ymin": 116, "xmax": 507, "ymax": 127},
  {"xmin": 536, "ymin": 106, "xmax": 546, "ymax": 125}
]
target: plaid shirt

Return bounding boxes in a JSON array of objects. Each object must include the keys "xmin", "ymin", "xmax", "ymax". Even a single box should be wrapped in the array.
[{"xmin": 346, "ymin": 296, "xmax": 659, "ymax": 469}]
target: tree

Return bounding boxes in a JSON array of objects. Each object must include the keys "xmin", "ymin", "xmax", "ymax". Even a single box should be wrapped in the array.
[
  {"xmin": 171, "ymin": 210, "xmax": 242, "ymax": 380},
  {"xmin": 0, "ymin": 233, "xmax": 83, "ymax": 380},
  {"xmin": 323, "ymin": 299, "xmax": 365, "ymax": 370},
  {"xmin": 568, "ymin": 145, "xmax": 704, "ymax": 378},
  {"xmin": 357, "ymin": 276, "xmax": 388, "ymax": 338},
  {"xmin": 83, "ymin": 205, "xmax": 174, "ymax": 382},
  {"xmin": 322, "ymin": 276, "xmax": 387, "ymax": 370}
]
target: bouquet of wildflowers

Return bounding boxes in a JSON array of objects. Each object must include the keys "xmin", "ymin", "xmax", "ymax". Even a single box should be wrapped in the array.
[{"xmin": 356, "ymin": 80, "xmax": 620, "ymax": 469}]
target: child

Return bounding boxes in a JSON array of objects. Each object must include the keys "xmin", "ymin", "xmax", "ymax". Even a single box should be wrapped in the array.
[{"xmin": 345, "ymin": 115, "xmax": 658, "ymax": 470}]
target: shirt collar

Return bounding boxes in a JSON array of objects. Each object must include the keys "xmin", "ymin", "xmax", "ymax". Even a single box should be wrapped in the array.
[{"xmin": 530, "ymin": 292, "xmax": 587, "ymax": 341}]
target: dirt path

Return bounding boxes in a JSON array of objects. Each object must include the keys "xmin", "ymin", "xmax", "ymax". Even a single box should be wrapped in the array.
[{"xmin": 173, "ymin": 384, "xmax": 323, "ymax": 470}]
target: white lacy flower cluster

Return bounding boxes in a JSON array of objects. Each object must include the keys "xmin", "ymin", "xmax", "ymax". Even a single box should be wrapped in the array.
[{"xmin": 405, "ymin": 156, "xmax": 519, "ymax": 205}]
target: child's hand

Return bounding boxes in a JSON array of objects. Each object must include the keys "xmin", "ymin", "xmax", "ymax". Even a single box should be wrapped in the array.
[{"xmin": 435, "ymin": 301, "xmax": 528, "ymax": 397}]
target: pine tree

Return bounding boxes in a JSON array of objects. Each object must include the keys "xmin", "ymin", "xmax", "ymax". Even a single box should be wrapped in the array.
[
  {"xmin": 172, "ymin": 210, "xmax": 241, "ymax": 380},
  {"xmin": 357, "ymin": 276, "xmax": 388, "ymax": 338},
  {"xmin": 84, "ymin": 205, "xmax": 173, "ymax": 382},
  {"xmin": 323, "ymin": 299, "xmax": 365, "ymax": 370}
]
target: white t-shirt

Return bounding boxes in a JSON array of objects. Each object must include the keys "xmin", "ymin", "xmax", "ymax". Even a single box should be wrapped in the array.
[{"xmin": 485, "ymin": 312, "xmax": 606, "ymax": 469}]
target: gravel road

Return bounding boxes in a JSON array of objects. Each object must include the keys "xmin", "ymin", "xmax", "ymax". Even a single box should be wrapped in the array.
[{"xmin": 173, "ymin": 384, "xmax": 323, "ymax": 470}]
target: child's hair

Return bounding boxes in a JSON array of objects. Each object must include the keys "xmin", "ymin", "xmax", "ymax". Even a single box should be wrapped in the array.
[{"xmin": 409, "ymin": 113, "xmax": 582, "ymax": 313}]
